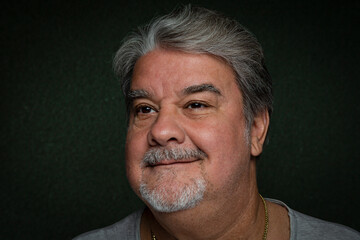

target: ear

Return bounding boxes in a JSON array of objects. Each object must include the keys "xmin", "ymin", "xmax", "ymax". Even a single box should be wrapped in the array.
[{"xmin": 250, "ymin": 110, "xmax": 270, "ymax": 157}]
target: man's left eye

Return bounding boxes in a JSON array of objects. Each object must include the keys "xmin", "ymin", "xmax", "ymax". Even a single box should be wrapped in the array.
[{"xmin": 187, "ymin": 102, "xmax": 207, "ymax": 109}]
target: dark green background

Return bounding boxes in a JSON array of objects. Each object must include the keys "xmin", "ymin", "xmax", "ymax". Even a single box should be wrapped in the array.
[{"xmin": 1, "ymin": 0, "xmax": 359, "ymax": 239}]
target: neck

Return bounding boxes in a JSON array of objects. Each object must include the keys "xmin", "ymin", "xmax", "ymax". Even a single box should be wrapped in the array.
[{"xmin": 142, "ymin": 161, "xmax": 266, "ymax": 240}]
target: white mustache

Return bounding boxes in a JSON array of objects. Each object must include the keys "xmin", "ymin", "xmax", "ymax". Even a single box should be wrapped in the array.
[{"xmin": 142, "ymin": 147, "xmax": 207, "ymax": 166}]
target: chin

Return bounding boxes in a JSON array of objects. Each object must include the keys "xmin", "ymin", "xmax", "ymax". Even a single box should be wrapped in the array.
[{"xmin": 139, "ymin": 178, "xmax": 206, "ymax": 213}]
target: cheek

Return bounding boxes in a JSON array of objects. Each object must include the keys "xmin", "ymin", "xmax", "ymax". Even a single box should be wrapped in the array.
[
  {"xmin": 190, "ymin": 117, "xmax": 248, "ymax": 156},
  {"xmin": 187, "ymin": 118, "xmax": 250, "ymax": 186},
  {"xmin": 125, "ymin": 130, "xmax": 148, "ymax": 193}
]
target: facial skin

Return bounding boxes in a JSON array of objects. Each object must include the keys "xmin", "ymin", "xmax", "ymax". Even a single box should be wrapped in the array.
[{"xmin": 125, "ymin": 48, "xmax": 265, "ymax": 215}]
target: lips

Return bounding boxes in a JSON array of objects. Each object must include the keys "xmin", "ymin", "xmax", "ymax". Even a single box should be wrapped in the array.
[{"xmin": 148, "ymin": 158, "xmax": 199, "ymax": 167}]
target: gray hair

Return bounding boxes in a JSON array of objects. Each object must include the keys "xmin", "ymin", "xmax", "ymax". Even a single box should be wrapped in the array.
[{"xmin": 113, "ymin": 5, "xmax": 273, "ymax": 128}]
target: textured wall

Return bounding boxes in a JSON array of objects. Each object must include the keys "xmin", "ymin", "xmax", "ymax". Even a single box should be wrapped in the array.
[{"xmin": 1, "ymin": 0, "xmax": 359, "ymax": 239}]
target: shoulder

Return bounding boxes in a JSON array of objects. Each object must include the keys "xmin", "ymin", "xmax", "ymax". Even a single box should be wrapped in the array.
[
  {"xmin": 73, "ymin": 209, "xmax": 143, "ymax": 240},
  {"xmin": 267, "ymin": 198, "xmax": 360, "ymax": 240},
  {"xmin": 290, "ymin": 209, "xmax": 360, "ymax": 240}
]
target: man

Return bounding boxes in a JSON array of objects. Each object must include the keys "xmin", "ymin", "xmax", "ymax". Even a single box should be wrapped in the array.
[{"xmin": 74, "ymin": 5, "xmax": 360, "ymax": 240}]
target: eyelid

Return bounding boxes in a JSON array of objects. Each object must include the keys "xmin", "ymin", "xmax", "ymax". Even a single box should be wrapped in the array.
[
  {"xmin": 134, "ymin": 103, "xmax": 158, "ymax": 115},
  {"xmin": 185, "ymin": 100, "xmax": 210, "ymax": 109},
  {"xmin": 131, "ymin": 98, "xmax": 156, "ymax": 109}
]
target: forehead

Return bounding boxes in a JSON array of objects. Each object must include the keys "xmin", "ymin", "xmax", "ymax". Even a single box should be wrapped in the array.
[{"xmin": 131, "ymin": 49, "xmax": 238, "ymax": 95}]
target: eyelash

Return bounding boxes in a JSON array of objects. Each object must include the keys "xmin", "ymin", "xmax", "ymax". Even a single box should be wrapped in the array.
[
  {"xmin": 185, "ymin": 101, "xmax": 209, "ymax": 109},
  {"xmin": 134, "ymin": 105, "xmax": 156, "ymax": 115},
  {"xmin": 134, "ymin": 101, "xmax": 210, "ymax": 116}
]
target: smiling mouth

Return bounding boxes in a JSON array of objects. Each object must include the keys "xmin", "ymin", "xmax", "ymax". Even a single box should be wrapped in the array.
[{"xmin": 148, "ymin": 159, "xmax": 199, "ymax": 167}]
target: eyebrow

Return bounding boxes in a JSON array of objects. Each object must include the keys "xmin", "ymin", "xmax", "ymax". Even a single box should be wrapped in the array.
[
  {"xmin": 127, "ymin": 89, "xmax": 151, "ymax": 100},
  {"xmin": 182, "ymin": 83, "xmax": 222, "ymax": 96},
  {"xmin": 127, "ymin": 83, "xmax": 222, "ymax": 102}
]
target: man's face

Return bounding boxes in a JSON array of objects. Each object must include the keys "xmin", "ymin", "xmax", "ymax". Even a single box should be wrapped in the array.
[{"xmin": 125, "ymin": 49, "xmax": 253, "ymax": 212}]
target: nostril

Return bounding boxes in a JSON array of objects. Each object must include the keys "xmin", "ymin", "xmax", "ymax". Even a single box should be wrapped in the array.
[{"xmin": 147, "ymin": 113, "xmax": 186, "ymax": 146}]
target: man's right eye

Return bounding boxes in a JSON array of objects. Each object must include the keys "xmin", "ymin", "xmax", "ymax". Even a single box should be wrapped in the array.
[{"xmin": 135, "ymin": 105, "xmax": 156, "ymax": 114}]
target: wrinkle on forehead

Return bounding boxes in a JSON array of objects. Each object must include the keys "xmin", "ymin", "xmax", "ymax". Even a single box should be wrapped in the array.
[
  {"xmin": 128, "ymin": 83, "xmax": 223, "ymax": 108},
  {"xmin": 130, "ymin": 49, "xmax": 239, "ymax": 102}
]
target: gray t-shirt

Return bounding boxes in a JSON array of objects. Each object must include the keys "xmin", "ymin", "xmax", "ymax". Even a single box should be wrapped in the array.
[{"xmin": 73, "ymin": 199, "xmax": 360, "ymax": 240}]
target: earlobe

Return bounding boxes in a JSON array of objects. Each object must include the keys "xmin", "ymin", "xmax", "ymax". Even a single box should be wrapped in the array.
[
  {"xmin": 250, "ymin": 110, "xmax": 270, "ymax": 157},
  {"xmin": 250, "ymin": 137, "xmax": 260, "ymax": 157}
]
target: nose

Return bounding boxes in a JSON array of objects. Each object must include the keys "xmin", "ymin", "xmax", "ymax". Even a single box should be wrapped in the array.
[{"xmin": 147, "ymin": 109, "xmax": 186, "ymax": 146}]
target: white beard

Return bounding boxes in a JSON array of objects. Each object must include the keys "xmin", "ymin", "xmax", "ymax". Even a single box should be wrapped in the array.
[{"xmin": 139, "ymin": 177, "xmax": 206, "ymax": 213}]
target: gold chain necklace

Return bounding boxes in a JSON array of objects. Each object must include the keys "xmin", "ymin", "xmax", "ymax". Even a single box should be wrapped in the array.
[
  {"xmin": 151, "ymin": 230, "xmax": 156, "ymax": 240},
  {"xmin": 259, "ymin": 194, "xmax": 269, "ymax": 240},
  {"xmin": 151, "ymin": 194, "xmax": 269, "ymax": 240}
]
